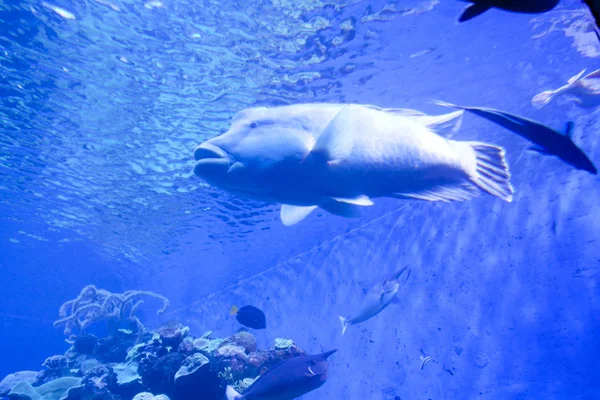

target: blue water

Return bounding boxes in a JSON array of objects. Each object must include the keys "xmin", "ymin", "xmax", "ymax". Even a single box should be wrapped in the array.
[{"xmin": 1, "ymin": 0, "xmax": 599, "ymax": 399}]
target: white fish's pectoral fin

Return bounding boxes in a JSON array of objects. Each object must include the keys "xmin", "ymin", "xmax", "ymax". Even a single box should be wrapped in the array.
[
  {"xmin": 320, "ymin": 198, "xmax": 366, "ymax": 218},
  {"xmin": 568, "ymin": 69, "xmax": 587, "ymax": 84},
  {"xmin": 310, "ymin": 105, "xmax": 355, "ymax": 163},
  {"xmin": 392, "ymin": 183, "xmax": 479, "ymax": 203},
  {"xmin": 332, "ymin": 195, "xmax": 374, "ymax": 206},
  {"xmin": 280, "ymin": 205, "xmax": 318, "ymax": 226}
]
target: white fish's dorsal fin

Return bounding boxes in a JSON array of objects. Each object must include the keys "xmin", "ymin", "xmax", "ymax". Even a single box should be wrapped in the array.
[
  {"xmin": 367, "ymin": 103, "xmax": 464, "ymax": 137},
  {"xmin": 280, "ymin": 205, "xmax": 318, "ymax": 226},
  {"xmin": 568, "ymin": 69, "xmax": 587, "ymax": 85},
  {"xmin": 310, "ymin": 105, "xmax": 356, "ymax": 163},
  {"xmin": 363, "ymin": 104, "xmax": 426, "ymax": 117},
  {"xmin": 413, "ymin": 110, "xmax": 464, "ymax": 137},
  {"xmin": 332, "ymin": 195, "xmax": 374, "ymax": 206}
]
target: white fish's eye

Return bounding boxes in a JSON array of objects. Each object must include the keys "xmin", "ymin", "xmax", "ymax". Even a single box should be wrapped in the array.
[{"xmin": 249, "ymin": 122, "xmax": 258, "ymax": 129}]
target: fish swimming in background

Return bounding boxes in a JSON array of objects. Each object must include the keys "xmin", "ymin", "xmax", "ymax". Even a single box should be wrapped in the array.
[
  {"xmin": 457, "ymin": 0, "xmax": 559, "ymax": 22},
  {"xmin": 339, "ymin": 267, "xmax": 410, "ymax": 335},
  {"xmin": 532, "ymin": 69, "xmax": 600, "ymax": 109},
  {"xmin": 225, "ymin": 350, "xmax": 337, "ymax": 400},
  {"xmin": 193, "ymin": 103, "xmax": 514, "ymax": 226},
  {"xmin": 434, "ymin": 101, "xmax": 598, "ymax": 175},
  {"xmin": 230, "ymin": 305, "xmax": 266, "ymax": 330}
]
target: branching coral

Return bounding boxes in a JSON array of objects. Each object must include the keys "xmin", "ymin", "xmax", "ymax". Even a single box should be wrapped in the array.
[{"xmin": 53, "ymin": 285, "xmax": 170, "ymax": 342}]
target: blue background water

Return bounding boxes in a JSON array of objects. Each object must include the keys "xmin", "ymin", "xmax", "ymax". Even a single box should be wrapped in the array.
[{"xmin": 1, "ymin": 0, "xmax": 599, "ymax": 398}]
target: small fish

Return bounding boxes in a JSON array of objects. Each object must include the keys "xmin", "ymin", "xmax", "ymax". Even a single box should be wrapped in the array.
[
  {"xmin": 339, "ymin": 267, "xmax": 410, "ymax": 335},
  {"xmin": 225, "ymin": 350, "xmax": 336, "ymax": 400},
  {"xmin": 193, "ymin": 103, "xmax": 514, "ymax": 226},
  {"xmin": 434, "ymin": 101, "xmax": 598, "ymax": 175},
  {"xmin": 230, "ymin": 305, "xmax": 266, "ymax": 330},
  {"xmin": 457, "ymin": 0, "xmax": 559, "ymax": 22},
  {"xmin": 532, "ymin": 69, "xmax": 600, "ymax": 109}
]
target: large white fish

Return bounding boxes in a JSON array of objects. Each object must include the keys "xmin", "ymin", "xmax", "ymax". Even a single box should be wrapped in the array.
[
  {"xmin": 193, "ymin": 103, "xmax": 513, "ymax": 226},
  {"xmin": 339, "ymin": 267, "xmax": 410, "ymax": 336}
]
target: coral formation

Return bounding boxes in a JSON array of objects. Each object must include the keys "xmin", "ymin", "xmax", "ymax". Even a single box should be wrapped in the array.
[
  {"xmin": 53, "ymin": 285, "xmax": 170, "ymax": 342},
  {"xmin": 1, "ymin": 328, "xmax": 305, "ymax": 400},
  {"xmin": 1, "ymin": 289, "xmax": 306, "ymax": 400}
]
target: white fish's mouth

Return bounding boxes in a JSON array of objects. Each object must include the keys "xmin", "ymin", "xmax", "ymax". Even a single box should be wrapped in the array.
[
  {"xmin": 193, "ymin": 142, "xmax": 232, "ymax": 177},
  {"xmin": 193, "ymin": 142, "xmax": 230, "ymax": 162}
]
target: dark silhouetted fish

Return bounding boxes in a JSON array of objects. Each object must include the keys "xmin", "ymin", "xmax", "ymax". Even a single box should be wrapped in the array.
[
  {"xmin": 434, "ymin": 101, "xmax": 598, "ymax": 175},
  {"xmin": 225, "ymin": 350, "xmax": 337, "ymax": 400},
  {"xmin": 582, "ymin": 0, "xmax": 600, "ymax": 41},
  {"xmin": 457, "ymin": 0, "xmax": 559, "ymax": 22},
  {"xmin": 230, "ymin": 305, "xmax": 266, "ymax": 330}
]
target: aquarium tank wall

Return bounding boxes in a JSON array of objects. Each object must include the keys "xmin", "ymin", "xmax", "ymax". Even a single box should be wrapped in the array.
[{"xmin": 1, "ymin": 0, "xmax": 599, "ymax": 399}]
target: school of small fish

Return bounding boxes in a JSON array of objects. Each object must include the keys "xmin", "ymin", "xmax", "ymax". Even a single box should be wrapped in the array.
[{"xmin": 188, "ymin": 2, "xmax": 600, "ymax": 399}]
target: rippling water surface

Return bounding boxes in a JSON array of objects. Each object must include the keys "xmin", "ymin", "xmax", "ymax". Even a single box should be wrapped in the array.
[{"xmin": 2, "ymin": 0, "xmax": 599, "ymax": 287}]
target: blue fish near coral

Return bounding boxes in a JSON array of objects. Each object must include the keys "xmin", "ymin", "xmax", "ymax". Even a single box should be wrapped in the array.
[
  {"xmin": 434, "ymin": 101, "xmax": 598, "ymax": 175},
  {"xmin": 225, "ymin": 350, "xmax": 336, "ymax": 400},
  {"xmin": 230, "ymin": 305, "xmax": 267, "ymax": 330},
  {"xmin": 193, "ymin": 103, "xmax": 513, "ymax": 226}
]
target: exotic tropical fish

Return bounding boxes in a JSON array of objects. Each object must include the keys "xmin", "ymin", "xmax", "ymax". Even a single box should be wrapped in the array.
[
  {"xmin": 230, "ymin": 305, "xmax": 266, "ymax": 330},
  {"xmin": 193, "ymin": 103, "xmax": 514, "ymax": 226},
  {"xmin": 225, "ymin": 350, "xmax": 337, "ymax": 400},
  {"xmin": 532, "ymin": 69, "xmax": 600, "ymax": 109},
  {"xmin": 339, "ymin": 267, "xmax": 410, "ymax": 335},
  {"xmin": 434, "ymin": 100, "xmax": 598, "ymax": 175},
  {"xmin": 457, "ymin": 0, "xmax": 559, "ymax": 22}
]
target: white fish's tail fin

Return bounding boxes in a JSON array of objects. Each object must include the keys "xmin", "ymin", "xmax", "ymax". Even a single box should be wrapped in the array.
[
  {"xmin": 226, "ymin": 385, "xmax": 243, "ymax": 400},
  {"xmin": 467, "ymin": 142, "xmax": 514, "ymax": 202},
  {"xmin": 531, "ymin": 90, "xmax": 556, "ymax": 109},
  {"xmin": 339, "ymin": 316, "xmax": 348, "ymax": 336}
]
